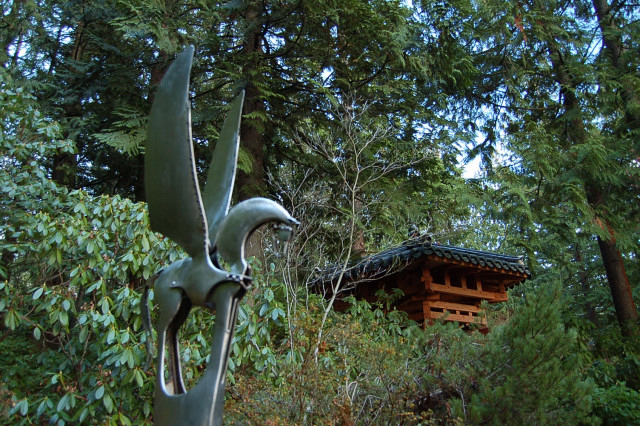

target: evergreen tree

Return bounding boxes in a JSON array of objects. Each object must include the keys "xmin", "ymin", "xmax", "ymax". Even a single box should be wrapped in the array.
[
  {"xmin": 466, "ymin": 283, "xmax": 594, "ymax": 423},
  {"xmin": 460, "ymin": 0, "xmax": 639, "ymax": 337}
]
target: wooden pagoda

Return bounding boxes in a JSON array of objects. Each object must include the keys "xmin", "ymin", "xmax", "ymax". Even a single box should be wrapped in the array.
[{"xmin": 313, "ymin": 236, "xmax": 530, "ymax": 326}]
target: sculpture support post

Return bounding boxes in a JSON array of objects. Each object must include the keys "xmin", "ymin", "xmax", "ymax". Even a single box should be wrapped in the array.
[
  {"xmin": 154, "ymin": 283, "xmax": 244, "ymax": 426},
  {"xmin": 144, "ymin": 46, "xmax": 297, "ymax": 425}
]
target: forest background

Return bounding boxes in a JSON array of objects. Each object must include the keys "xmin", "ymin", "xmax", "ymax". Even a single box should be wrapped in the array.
[{"xmin": 1, "ymin": 0, "xmax": 639, "ymax": 424}]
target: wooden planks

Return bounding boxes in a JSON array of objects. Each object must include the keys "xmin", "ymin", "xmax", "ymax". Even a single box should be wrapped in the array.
[
  {"xmin": 428, "ymin": 300, "xmax": 482, "ymax": 313},
  {"xmin": 421, "ymin": 268, "xmax": 508, "ymax": 302},
  {"xmin": 419, "ymin": 266, "xmax": 504, "ymax": 325},
  {"xmin": 423, "ymin": 300, "xmax": 486, "ymax": 325},
  {"xmin": 428, "ymin": 282, "xmax": 508, "ymax": 302},
  {"xmin": 430, "ymin": 311, "xmax": 486, "ymax": 325}
]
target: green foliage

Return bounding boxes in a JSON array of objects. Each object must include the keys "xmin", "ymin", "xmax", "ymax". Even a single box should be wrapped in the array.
[
  {"xmin": 464, "ymin": 283, "xmax": 595, "ymax": 424},
  {"xmin": 227, "ymin": 281, "xmax": 599, "ymax": 424},
  {"xmin": 592, "ymin": 382, "xmax": 640, "ymax": 426},
  {"xmin": 0, "ymin": 71, "xmax": 171, "ymax": 424},
  {"xmin": 226, "ymin": 286, "xmax": 446, "ymax": 424},
  {"xmin": 93, "ymin": 108, "xmax": 148, "ymax": 155}
]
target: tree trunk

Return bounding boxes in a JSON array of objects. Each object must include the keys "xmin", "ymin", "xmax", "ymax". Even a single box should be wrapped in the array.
[
  {"xmin": 351, "ymin": 197, "xmax": 365, "ymax": 258},
  {"xmin": 141, "ymin": 50, "xmax": 171, "ymax": 203},
  {"xmin": 588, "ymin": 187, "xmax": 638, "ymax": 337},
  {"xmin": 592, "ymin": 0, "xmax": 640, "ymax": 131},
  {"xmin": 133, "ymin": 153, "xmax": 146, "ymax": 202},
  {"xmin": 238, "ymin": 81, "xmax": 266, "ymax": 200},
  {"xmin": 1, "ymin": 0, "xmax": 26, "ymax": 63},
  {"xmin": 575, "ymin": 244, "xmax": 598, "ymax": 326},
  {"xmin": 53, "ymin": 18, "xmax": 89, "ymax": 187},
  {"xmin": 597, "ymin": 234, "xmax": 638, "ymax": 336},
  {"xmin": 592, "ymin": 0, "xmax": 621, "ymax": 67},
  {"xmin": 236, "ymin": 3, "xmax": 266, "ymax": 201}
]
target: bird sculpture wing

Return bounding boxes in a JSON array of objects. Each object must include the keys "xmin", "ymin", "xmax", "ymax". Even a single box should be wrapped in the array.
[
  {"xmin": 145, "ymin": 45, "xmax": 209, "ymax": 257},
  {"xmin": 201, "ymin": 91, "xmax": 245, "ymax": 244}
]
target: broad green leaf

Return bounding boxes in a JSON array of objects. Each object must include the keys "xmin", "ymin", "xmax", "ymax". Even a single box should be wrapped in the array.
[
  {"xmin": 58, "ymin": 311, "xmax": 69, "ymax": 327},
  {"xmin": 134, "ymin": 369, "xmax": 144, "ymax": 388},
  {"xmin": 79, "ymin": 326, "xmax": 88, "ymax": 343},
  {"xmin": 95, "ymin": 385, "xmax": 105, "ymax": 400},
  {"xmin": 33, "ymin": 287, "xmax": 44, "ymax": 300},
  {"xmin": 103, "ymin": 393, "xmax": 113, "ymax": 413},
  {"xmin": 57, "ymin": 393, "xmax": 70, "ymax": 412},
  {"xmin": 107, "ymin": 329, "xmax": 115, "ymax": 344}
]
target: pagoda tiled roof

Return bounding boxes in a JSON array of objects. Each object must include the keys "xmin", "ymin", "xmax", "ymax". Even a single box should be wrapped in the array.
[{"xmin": 313, "ymin": 237, "xmax": 531, "ymax": 286}]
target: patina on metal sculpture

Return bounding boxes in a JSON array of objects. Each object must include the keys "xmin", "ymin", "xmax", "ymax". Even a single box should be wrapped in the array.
[{"xmin": 144, "ymin": 46, "xmax": 298, "ymax": 425}]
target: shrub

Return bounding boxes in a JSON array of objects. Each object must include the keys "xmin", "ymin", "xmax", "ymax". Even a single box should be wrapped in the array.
[
  {"xmin": 592, "ymin": 382, "xmax": 640, "ymax": 425},
  {"xmin": 463, "ymin": 283, "xmax": 595, "ymax": 424}
]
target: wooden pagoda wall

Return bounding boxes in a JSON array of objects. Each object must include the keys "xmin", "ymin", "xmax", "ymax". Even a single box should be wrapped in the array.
[{"xmin": 337, "ymin": 260, "xmax": 528, "ymax": 326}]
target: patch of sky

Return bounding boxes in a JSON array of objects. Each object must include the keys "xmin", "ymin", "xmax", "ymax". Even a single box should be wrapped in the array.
[{"xmin": 321, "ymin": 67, "xmax": 333, "ymax": 87}]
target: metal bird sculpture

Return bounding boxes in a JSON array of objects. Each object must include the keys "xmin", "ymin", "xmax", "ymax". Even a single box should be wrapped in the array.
[{"xmin": 144, "ymin": 46, "xmax": 298, "ymax": 425}]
